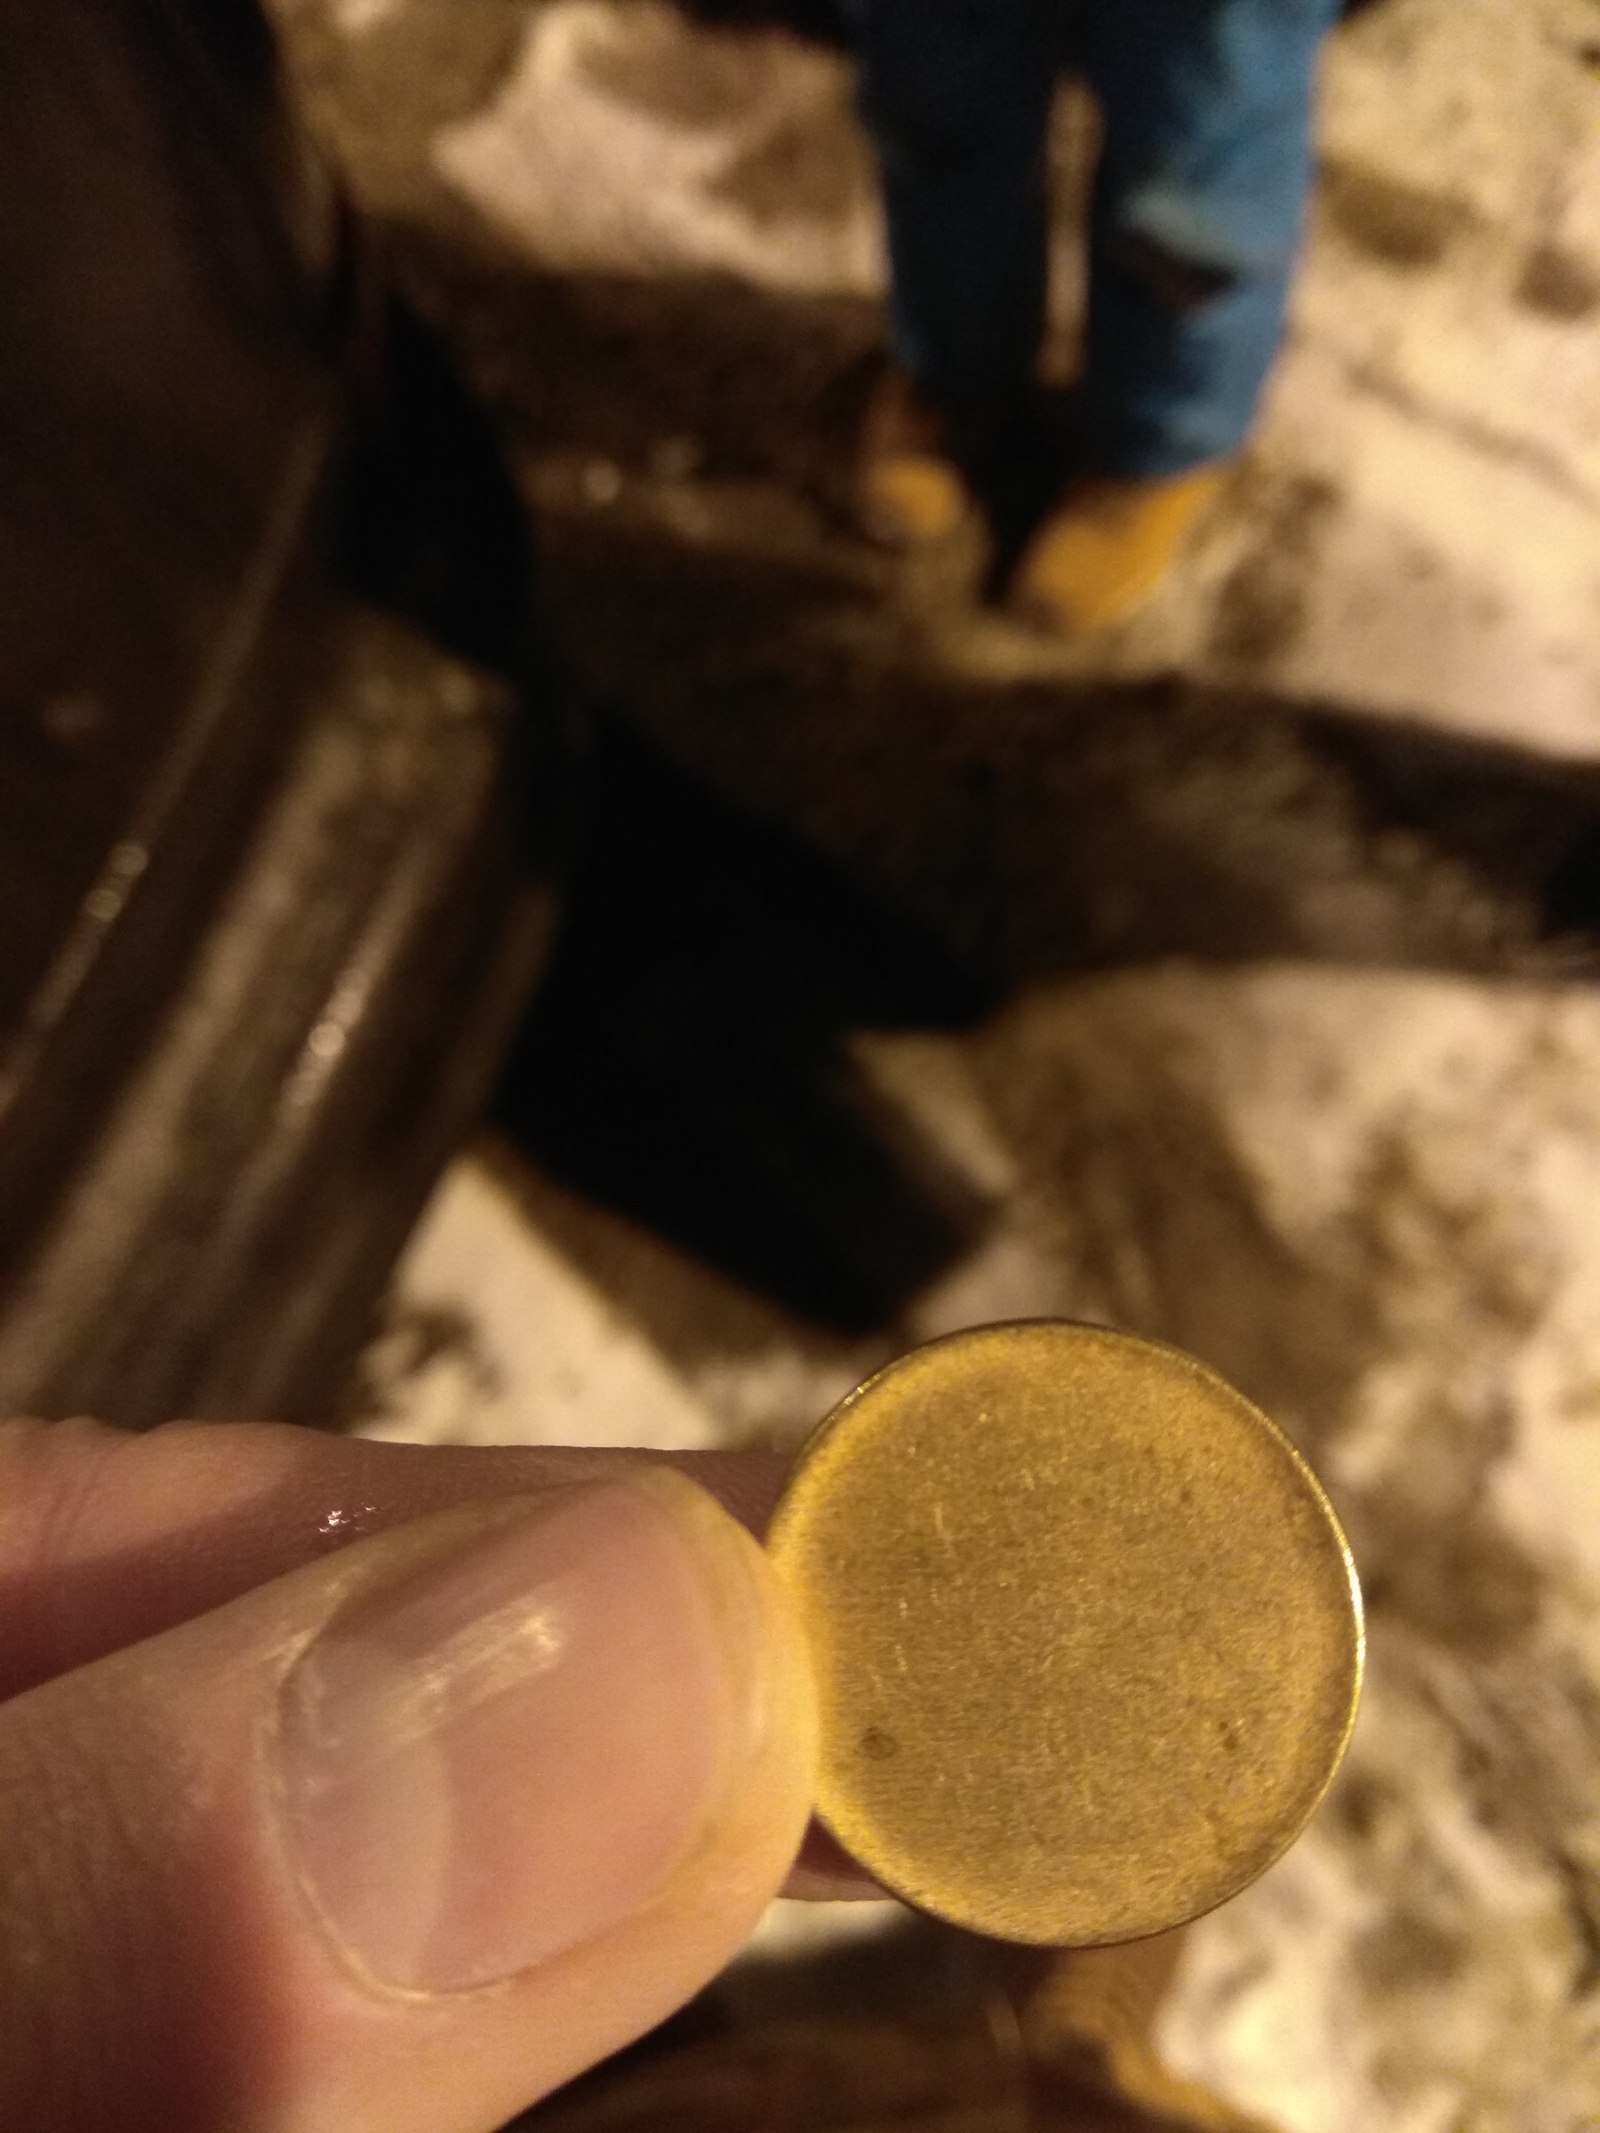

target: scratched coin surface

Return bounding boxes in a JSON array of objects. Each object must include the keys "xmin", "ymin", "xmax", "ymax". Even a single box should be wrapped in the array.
[{"xmin": 767, "ymin": 1320, "xmax": 1363, "ymax": 1945}]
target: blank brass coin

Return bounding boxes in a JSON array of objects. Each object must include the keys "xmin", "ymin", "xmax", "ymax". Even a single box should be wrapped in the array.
[{"xmin": 768, "ymin": 1321, "xmax": 1363, "ymax": 1946}]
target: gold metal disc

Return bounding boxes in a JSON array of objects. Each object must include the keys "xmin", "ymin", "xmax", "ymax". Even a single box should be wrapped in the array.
[{"xmin": 768, "ymin": 1321, "xmax": 1362, "ymax": 1945}]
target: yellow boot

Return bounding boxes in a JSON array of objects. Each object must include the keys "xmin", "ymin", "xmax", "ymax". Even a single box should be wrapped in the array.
[
  {"xmin": 857, "ymin": 365, "xmax": 974, "ymax": 547},
  {"xmin": 1012, "ymin": 461, "xmax": 1230, "ymax": 633},
  {"xmin": 1025, "ymin": 1935, "xmax": 1282, "ymax": 2132}
]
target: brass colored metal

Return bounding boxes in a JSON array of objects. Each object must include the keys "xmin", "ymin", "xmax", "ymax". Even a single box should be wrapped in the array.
[{"xmin": 768, "ymin": 1321, "xmax": 1363, "ymax": 1946}]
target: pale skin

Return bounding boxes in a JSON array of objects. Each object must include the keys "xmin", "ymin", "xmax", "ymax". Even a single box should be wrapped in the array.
[{"xmin": 0, "ymin": 1419, "xmax": 874, "ymax": 2133}]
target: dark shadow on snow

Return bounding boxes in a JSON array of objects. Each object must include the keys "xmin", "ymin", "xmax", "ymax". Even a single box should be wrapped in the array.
[{"xmin": 392, "ymin": 240, "xmax": 1600, "ymax": 1326}]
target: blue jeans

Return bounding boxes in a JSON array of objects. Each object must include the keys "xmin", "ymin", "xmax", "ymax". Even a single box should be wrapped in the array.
[{"xmin": 847, "ymin": 0, "xmax": 1341, "ymax": 476}]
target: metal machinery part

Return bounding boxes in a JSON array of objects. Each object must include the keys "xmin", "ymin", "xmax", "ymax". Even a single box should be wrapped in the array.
[{"xmin": 0, "ymin": 0, "xmax": 570, "ymax": 1425}]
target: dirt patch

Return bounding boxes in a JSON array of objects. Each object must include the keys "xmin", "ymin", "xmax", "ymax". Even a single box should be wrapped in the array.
[
  {"xmin": 1516, "ymin": 241, "xmax": 1600, "ymax": 323},
  {"xmin": 1206, "ymin": 469, "xmax": 1341, "ymax": 669},
  {"xmin": 576, "ymin": 4, "xmax": 796, "ymax": 129},
  {"xmin": 710, "ymin": 103, "xmax": 875, "ymax": 228},
  {"xmin": 1316, "ymin": 156, "xmax": 1477, "ymax": 271}
]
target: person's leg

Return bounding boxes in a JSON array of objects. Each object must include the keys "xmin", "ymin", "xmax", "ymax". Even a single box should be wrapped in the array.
[
  {"xmin": 1013, "ymin": 0, "xmax": 1339, "ymax": 626},
  {"xmin": 845, "ymin": 0, "xmax": 1058, "ymax": 540},
  {"xmin": 851, "ymin": 0, "xmax": 1057, "ymax": 413},
  {"xmin": 1077, "ymin": 0, "xmax": 1342, "ymax": 476}
]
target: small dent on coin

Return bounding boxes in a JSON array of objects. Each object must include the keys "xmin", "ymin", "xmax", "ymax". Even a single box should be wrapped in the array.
[{"xmin": 860, "ymin": 1727, "xmax": 899, "ymax": 1760}]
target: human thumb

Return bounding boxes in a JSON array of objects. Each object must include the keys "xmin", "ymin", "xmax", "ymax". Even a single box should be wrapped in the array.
[{"xmin": 0, "ymin": 1470, "xmax": 817, "ymax": 2133}]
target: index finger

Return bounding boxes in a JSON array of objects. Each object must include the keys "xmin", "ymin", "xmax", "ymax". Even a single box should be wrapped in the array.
[
  {"xmin": 0, "ymin": 1418, "xmax": 873, "ymax": 1899},
  {"xmin": 0, "ymin": 1419, "xmax": 786, "ymax": 1700}
]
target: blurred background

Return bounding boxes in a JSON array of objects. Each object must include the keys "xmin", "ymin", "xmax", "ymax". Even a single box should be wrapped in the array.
[{"xmin": 3, "ymin": 0, "xmax": 1599, "ymax": 2125}]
